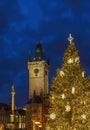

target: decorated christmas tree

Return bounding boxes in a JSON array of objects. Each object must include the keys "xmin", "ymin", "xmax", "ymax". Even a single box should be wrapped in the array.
[{"xmin": 46, "ymin": 34, "xmax": 90, "ymax": 130}]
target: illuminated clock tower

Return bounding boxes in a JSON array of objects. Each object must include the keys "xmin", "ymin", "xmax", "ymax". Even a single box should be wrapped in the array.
[
  {"xmin": 26, "ymin": 43, "xmax": 49, "ymax": 130},
  {"xmin": 28, "ymin": 43, "xmax": 49, "ymax": 98}
]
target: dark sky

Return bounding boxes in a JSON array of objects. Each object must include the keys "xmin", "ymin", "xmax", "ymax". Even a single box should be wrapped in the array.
[{"xmin": 0, "ymin": 0, "xmax": 90, "ymax": 107}]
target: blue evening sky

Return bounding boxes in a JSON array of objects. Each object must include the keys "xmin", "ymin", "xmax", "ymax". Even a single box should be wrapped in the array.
[{"xmin": 0, "ymin": 0, "xmax": 90, "ymax": 107}]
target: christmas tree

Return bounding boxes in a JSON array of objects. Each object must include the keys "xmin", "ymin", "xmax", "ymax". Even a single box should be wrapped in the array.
[{"xmin": 46, "ymin": 34, "xmax": 90, "ymax": 130}]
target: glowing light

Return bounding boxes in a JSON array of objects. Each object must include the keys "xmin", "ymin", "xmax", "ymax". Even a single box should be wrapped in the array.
[
  {"xmin": 65, "ymin": 105, "xmax": 71, "ymax": 112},
  {"xmin": 50, "ymin": 113, "xmax": 56, "ymax": 120},
  {"xmin": 68, "ymin": 58, "xmax": 73, "ymax": 64},
  {"xmin": 68, "ymin": 33, "xmax": 74, "ymax": 44},
  {"xmin": 39, "ymin": 125, "xmax": 42, "ymax": 127},
  {"xmin": 35, "ymin": 122, "xmax": 40, "ymax": 124},
  {"xmin": 60, "ymin": 71, "xmax": 64, "ymax": 77},
  {"xmin": 61, "ymin": 93, "xmax": 66, "ymax": 99}
]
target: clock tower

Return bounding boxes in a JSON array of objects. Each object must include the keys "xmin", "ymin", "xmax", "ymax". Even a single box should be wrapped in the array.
[
  {"xmin": 28, "ymin": 43, "xmax": 49, "ymax": 98},
  {"xmin": 26, "ymin": 43, "xmax": 49, "ymax": 130}
]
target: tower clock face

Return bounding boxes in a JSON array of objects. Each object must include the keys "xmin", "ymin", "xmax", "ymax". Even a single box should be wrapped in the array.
[{"xmin": 34, "ymin": 68, "xmax": 39, "ymax": 76}]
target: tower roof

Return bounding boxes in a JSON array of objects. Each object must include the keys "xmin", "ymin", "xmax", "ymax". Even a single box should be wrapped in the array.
[
  {"xmin": 33, "ymin": 43, "xmax": 45, "ymax": 61},
  {"xmin": 31, "ymin": 92, "xmax": 42, "ymax": 103},
  {"xmin": 27, "ymin": 91, "xmax": 42, "ymax": 104}
]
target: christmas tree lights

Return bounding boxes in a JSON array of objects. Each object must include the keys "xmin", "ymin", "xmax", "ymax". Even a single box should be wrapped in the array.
[{"xmin": 46, "ymin": 34, "xmax": 90, "ymax": 130}]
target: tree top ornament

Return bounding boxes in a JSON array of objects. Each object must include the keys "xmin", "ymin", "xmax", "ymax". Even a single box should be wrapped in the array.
[{"xmin": 67, "ymin": 33, "xmax": 74, "ymax": 44}]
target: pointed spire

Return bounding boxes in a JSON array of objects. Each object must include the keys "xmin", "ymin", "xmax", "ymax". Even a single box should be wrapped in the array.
[
  {"xmin": 33, "ymin": 43, "xmax": 45, "ymax": 61},
  {"xmin": 31, "ymin": 90, "xmax": 42, "ymax": 103},
  {"xmin": 67, "ymin": 33, "xmax": 74, "ymax": 44}
]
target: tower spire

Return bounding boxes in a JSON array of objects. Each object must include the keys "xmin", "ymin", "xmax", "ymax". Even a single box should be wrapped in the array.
[
  {"xmin": 68, "ymin": 33, "xmax": 74, "ymax": 44},
  {"xmin": 33, "ymin": 43, "xmax": 45, "ymax": 61}
]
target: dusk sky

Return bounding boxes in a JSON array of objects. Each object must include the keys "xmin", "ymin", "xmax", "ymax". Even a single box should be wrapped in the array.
[{"xmin": 0, "ymin": 0, "xmax": 90, "ymax": 107}]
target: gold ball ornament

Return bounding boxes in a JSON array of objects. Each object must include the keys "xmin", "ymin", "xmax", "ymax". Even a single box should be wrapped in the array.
[
  {"xmin": 71, "ymin": 117, "xmax": 74, "ymax": 121},
  {"xmin": 64, "ymin": 89, "xmax": 67, "ymax": 91}
]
